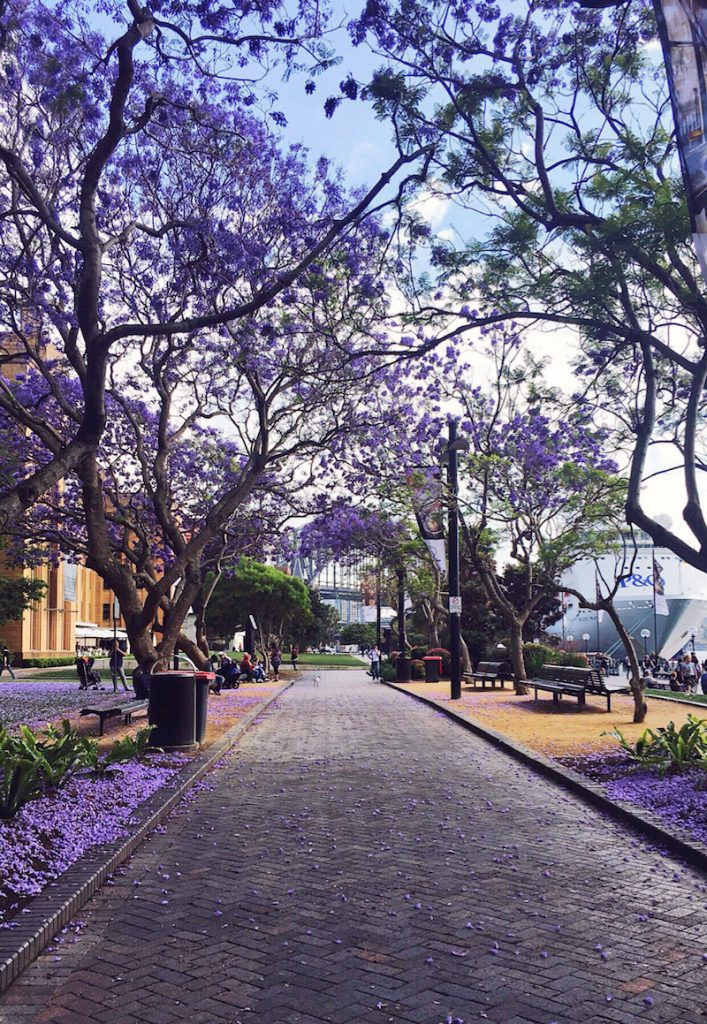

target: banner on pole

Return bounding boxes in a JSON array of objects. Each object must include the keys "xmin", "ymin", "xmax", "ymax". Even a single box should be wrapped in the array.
[
  {"xmin": 654, "ymin": 0, "xmax": 707, "ymax": 282},
  {"xmin": 594, "ymin": 569, "xmax": 605, "ymax": 622},
  {"xmin": 408, "ymin": 471, "xmax": 447, "ymax": 576},
  {"xmin": 653, "ymin": 556, "xmax": 670, "ymax": 615}
]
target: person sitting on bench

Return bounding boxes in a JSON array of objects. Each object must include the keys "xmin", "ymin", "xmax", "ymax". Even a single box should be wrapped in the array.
[
  {"xmin": 221, "ymin": 661, "xmax": 241, "ymax": 688},
  {"xmin": 239, "ymin": 651, "xmax": 254, "ymax": 681},
  {"xmin": 132, "ymin": 662, "xmax": 152, "ymax": 699}
]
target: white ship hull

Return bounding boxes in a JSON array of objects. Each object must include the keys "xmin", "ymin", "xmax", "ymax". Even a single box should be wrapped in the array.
[{"xmin": 553, "ymin": 540, "xmax": 707, "ymax": 659}]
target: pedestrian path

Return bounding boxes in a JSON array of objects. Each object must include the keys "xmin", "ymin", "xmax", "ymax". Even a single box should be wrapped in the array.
[{"xmin": 3, "ymin": 672, "xmax": 707, "ymax": 1024}]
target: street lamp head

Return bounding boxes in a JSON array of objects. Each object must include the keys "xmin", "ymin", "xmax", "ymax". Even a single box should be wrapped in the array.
[
  {"xmin": 640, "ymin": 629, "xmax": 650, "ymax": 639},
  {"xmin": 566, "ymin": 634, "xmax": 574, "ymax": 643},
  {"xmin": 582, "ymin": 633, "xmax": 590, "ymax": 641}
]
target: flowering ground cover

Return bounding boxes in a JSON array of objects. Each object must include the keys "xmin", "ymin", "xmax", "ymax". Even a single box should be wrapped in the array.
[
  {"xmin": 0, "ymin": 681, "xmax": 283, "ymax": 927},
  {"xmin": 399, "ymin": 682, "xmax": 707, "ymax": 846},
  {"xmin": 0, "ymin": 681, "xmax": 120, "ymax": 731},
  {"xmin": 0, "ymin": 754, "xmax": 186, "ymax": 926}
]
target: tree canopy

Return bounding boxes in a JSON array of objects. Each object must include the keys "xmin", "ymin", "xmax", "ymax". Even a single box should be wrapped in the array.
[
  {"xmin": 206, "ymin": 559, "xmax": 312, "ymax": 656},
  {"xmin": 348, "ymin": 0, "xmax": 707, "ymax": 572}
]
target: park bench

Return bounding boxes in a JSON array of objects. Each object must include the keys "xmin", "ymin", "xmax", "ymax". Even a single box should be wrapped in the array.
[
  {"xmin": 650, "ymin": 672, "xmax": 672, "ymax": 691},
  {"xmin": 532, "ymin": 665, "xmax": 630, "ymax": 711},
  {"xmin": 80, "ymin": 699, "xmax": 149, "ymax": 736},
  {"xmin": 531, "ymin": 665, "xmax": 587, "ymax": 708},
  {"xmin": 465, "ymin": 660, "xmax": 513, "ymax": 689}
]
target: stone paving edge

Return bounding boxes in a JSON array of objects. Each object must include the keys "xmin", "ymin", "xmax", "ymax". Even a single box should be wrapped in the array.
[
  {"xmin": 0, "ymin": 680, "xmax": 293, "ymax": 996},
  {"xmin": 383, "ymin": 680, "xmax": 707, "ymax": 874}
]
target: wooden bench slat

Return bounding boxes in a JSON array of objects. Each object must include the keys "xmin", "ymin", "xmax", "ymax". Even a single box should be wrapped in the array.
[
  {"xmin": 80, "ymin": 699, "xmax": 149, "ymax": 736},
  {"xmin": 466, "ymin": 661, "xmax": 512, "ymax": 689},
  {"xmin": 533, "ymin": 665, "xmax": 630, "ymax": 711}
]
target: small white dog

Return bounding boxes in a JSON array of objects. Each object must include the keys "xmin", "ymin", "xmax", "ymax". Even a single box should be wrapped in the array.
[{"xmin": 313, "ymin": 674, "xmax": 321, "ymax": 687}]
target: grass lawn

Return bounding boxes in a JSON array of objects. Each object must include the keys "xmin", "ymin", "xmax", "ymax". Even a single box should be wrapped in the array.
[
  {"xmin": 292, "ymin": 653, "xmax": 363, "ymax": 668},
  {"xmin": 645, "ymin": 687, "xmax": 707, "ymax": 706},
  {"xmin": 21, "ymin": 651, "xmax": 365, "ymax": 680},
  {"xmin": 22, "ymin": 660, "xmax": 138, "ymax": 682}
]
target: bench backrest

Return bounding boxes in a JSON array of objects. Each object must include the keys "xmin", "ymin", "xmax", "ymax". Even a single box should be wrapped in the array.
[
  {"xmin": 476, "ymin": 661, "xmax": 512, "ymax": 677},
  {"xmin": 539, "ymin": 665, "xmax": 606, "ymax": 690}
]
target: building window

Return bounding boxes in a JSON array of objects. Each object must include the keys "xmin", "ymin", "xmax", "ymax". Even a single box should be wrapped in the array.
[{"xmin": 102, "ymin": 602, "xmax": 110, "ymax": 621}]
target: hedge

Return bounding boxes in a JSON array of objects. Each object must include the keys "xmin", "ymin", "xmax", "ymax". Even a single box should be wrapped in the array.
[
  {"xmin": 520, "ymin": 643, "xmax": 587, "ymax": 679},
  {"xmin": 22, "ymin": 656, "xmax": 78, "ymax": 668}
]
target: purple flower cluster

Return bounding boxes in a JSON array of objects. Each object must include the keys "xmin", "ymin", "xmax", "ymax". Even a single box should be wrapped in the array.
[
  {"xmin": 0, "ymin": 682, "xmax": 117, "ymax": 731},
  {"xmin": 0, "ymin": 758, "xmax": 182, "ymax": 923},
  {"xmin": 560, "ymin": 750, "xmax": 707, "ymax": 848},
  {"xmin": 604, "ymin": 770, "xmax": 707, "ymax": 847}
]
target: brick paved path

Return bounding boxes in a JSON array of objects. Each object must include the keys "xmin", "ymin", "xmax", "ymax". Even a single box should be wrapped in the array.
[{"xmin": 3, "ymin": 672, "xmax": 707, "ymax": 1024}]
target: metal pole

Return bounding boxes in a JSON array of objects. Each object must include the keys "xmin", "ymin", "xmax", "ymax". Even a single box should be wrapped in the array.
[
  {"xmin": 449, "ymin": 419, "xmax": 462, "ymax": 700},
  {"xmin": 652, "ymin": 545, "xmax": 659, "ymax": 660},
  {"xmin": 395, "ymin": 567, "xmax": 411, "ymax": 681},
  {"xmin": 376, "ymin": 560, "xmax": 382, "ymax": 650},
  {"xmin": 397, "ymin": 568, "xmax": 406, "ymax": 651}
]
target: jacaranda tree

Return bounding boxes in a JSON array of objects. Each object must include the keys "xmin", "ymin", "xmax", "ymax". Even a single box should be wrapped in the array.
[
  {"xmin": 0, "ymin": 1, "xmax": 433, "ymax": 664},
  {"xmin": 347, "ymin": 0, "xmax": 707, "ymax": 575}
]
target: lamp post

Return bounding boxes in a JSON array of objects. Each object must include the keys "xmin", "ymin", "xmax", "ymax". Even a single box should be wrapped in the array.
[
  {"xmin": 640, "ymin": 628, "xmax": 650, "ymax": 658},
  {"xmin": 582, "ymin": 632, "xmax": 590, "ymax": 658},
  {"xmin": 395, "ymin": 567, "xmax": 411, "ymax": 682},
  {"xmin": 446, "ymin": 419, "xmax": 470, "ymax": 700},
  {"xmin": 566, "ymin": 634, "xmax": 574, "ymax": 649}
]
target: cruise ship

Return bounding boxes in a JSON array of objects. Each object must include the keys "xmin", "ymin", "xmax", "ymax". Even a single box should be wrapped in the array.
[{"xmin": 553, "ymin": 534, "xmax": 707, "ymax": 659}]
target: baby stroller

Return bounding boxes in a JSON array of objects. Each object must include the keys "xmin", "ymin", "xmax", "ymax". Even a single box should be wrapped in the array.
[{"xmin": 76, "ymin": 656, "xmax": 103, "ymax": 690}]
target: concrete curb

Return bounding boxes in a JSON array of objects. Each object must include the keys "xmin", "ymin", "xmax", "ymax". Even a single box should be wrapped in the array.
[
  {"xmin": 0, "ymin": 681, "xmax": 292, "ymax": 995},
  {"xmin": 383, "ymin": 681, "xmax": 707, "ymax": 873}
]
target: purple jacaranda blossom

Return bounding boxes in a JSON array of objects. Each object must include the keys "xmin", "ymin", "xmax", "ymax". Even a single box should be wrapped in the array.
[{"xmin": 0, "ymin": 758, "xmax": 180, "ymax": 922}]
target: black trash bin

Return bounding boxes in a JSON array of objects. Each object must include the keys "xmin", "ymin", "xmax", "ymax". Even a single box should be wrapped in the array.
[
  {"xmin": 423, "ymin": 655, "xmax": 442, "ymax": 682},
  {"xmin": 148, "ymin": 671, "xmax": 197, "ymax": 750},
  {"xmin": 194, "ymin": 671, "xmax": 215, "ymax": 745},
  {"xmin": 395, "ymin": 654, "xmax": 412, "ymax": 682}
]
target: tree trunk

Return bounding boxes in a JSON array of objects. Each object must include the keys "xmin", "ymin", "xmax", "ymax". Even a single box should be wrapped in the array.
[
  {"xmin": 174, "ymin": 634, "xmax": 210, "ymax": 670},
  {"xmin": 606, "ymin": 604, "xmax": 647, "ymax": 723},
  {"xmin": 459, "ymin": 634, "xmax": 472, "ymax": 675},
  {"xmin": 128, "ymin": 627, "xmax": 159, "ymax": 670},
  {"xmin": 509, "ymin": 621, "xmax": 528, "ymax": 695}
]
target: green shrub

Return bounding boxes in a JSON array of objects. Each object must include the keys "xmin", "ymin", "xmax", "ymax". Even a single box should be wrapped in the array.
[
  {"xmin": 0, "ymin": 720, "xmax": 86, "ymax": 818},
  {"xmin": 23, "ymin": 656, "xmax": 77, "ymax": 668},
  {"xmin": 520, "ymin": 643, "xmax": 585, "ymax": 679},
  {"xmin": 0, "ymin": 721, "xmax": 158, "ymax": 818},
  {"xmin": 410, "ymin": 659, "xmax": 425, "ymax": 680},
  {"xmin": 0, "ymin": 730, "xmax": 46, "ymax": 819},
  {"xmin": 410, "ymin": 646, "xmax": 427, "ymax": 661},
  {"xmin": 379, "ymin": 661, "xmax": 397, "ymax": 682},
  {"xmin": 605, "ymin": 715, "xmax": 707, "ymax": 773},
  {"xmin": 426, "ymin": 647, "xmax": 451, "ymax": 675},
  {"xmin": 80, "ymin": 726, "xmax": 157, "ymax": 775}
]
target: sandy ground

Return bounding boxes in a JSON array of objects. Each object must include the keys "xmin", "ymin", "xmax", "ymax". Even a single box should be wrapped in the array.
[
  {"xmin": 62, "ymin": 681, "xmax": 283, "ymax": 750},
  {"xmin": 399, "ymin": 681, "xmax": 702, "ymax": 759}
]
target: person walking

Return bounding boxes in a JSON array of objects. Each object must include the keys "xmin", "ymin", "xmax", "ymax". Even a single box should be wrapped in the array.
[
  {"xmin": 270, "ymin": 644, "xmax": 282, "ymax": 681},
  {"xmin": 109, "ymin": 641, "xmax": 129, "ymax": 693},
  {"xmin": 0, "ymin": 646, "xmax": 15, "ymax": 680},
  {"xmin": 290, "ymin": 643, "xmax": 299, "ymax": 672},
  {"xmin": 368, "ymin": 644, "xmax": 381, "ymax": 680},
  {"xmin": 681, "ymin": 653, "xmax": 697, "ymax": 694}
]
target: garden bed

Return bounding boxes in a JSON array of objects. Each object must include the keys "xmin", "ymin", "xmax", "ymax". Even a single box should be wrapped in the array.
[
  {"xmin": 0, "ymin": 681, "xmax": 282, "ymax": 927},
  {"xmin": 397, "ymin": 682, "xmax": 707, "ymax": 848}
]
